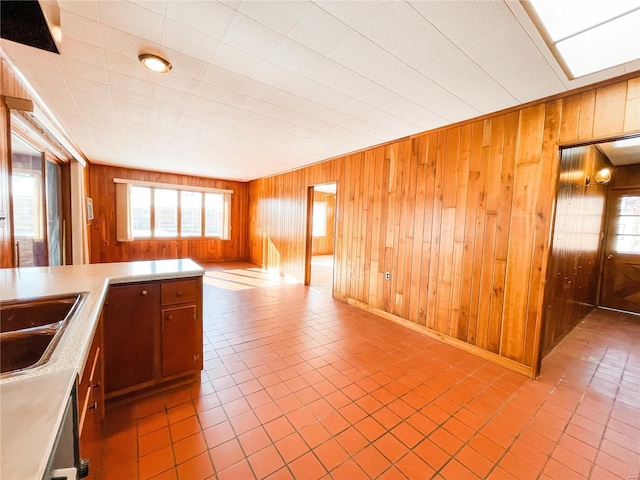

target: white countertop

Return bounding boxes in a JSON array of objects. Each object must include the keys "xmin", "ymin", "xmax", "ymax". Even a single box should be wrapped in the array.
[{"xmin": 0, "ymin": 259, "xmax": 205, "ymax": 480}]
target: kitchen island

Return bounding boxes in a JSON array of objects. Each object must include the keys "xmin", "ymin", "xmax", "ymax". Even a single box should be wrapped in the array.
[{"xmin": 0, "ymin": 259, "xmax": 204, "ymax": 480}]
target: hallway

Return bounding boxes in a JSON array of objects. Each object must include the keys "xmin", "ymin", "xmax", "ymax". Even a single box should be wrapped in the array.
[{"xmin": 99, "ymin": 263, "xmax": 640, "ymax": 479}]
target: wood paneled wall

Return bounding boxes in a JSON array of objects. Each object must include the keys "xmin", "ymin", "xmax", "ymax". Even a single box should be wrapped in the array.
[
  {"xmin": 540, "ymin": 146, "xmax": 610, "ymax": 358},
  {"xmin": 312, "ymin": 191, "xmax": 335, "ymax": 255},
  {"xmin": 248, "ymin": 75, "xmax": 640, "ymax": 374},
  {"xmin": 87, "ymin": 163, "xmax": 248, "ymax": 264}
]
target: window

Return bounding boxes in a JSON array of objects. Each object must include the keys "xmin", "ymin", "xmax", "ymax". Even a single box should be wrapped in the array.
[
  {"xmin": 130, "ymin": 186, "xmax": 151, "ymax": 237},
  {"xmin": 615, "ymin": 195, "xmax": 640, "ymax": 254},
  {"xmin": 181, "ymin": 191, "xmax": 202, "ymax": 237},
  {"xmin": 154, "ymin": 189, "xmax": 177, "ymax": 237},
  {"xmin": 312, "ymin": 202, "xmax": 327, "ymax": 237},
  {"xmin": 115, "ymin": 179, "xmax": 231, "ymax": 241}
]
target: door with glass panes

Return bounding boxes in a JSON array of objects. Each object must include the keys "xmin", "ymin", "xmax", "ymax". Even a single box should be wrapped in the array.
[{"xmin": 600, "ymin": 188, "xmax": 640, "ymax": 313}]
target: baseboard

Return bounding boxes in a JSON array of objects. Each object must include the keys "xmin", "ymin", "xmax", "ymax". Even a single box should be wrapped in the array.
[{"xmin": 334, "ymin": 293, "xmax": 534, "ymax": 378}]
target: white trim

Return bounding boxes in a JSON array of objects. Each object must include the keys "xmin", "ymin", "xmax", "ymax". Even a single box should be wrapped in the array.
[
  {"xmin": 10, "ymin": 113, "xmax": 68, "ymax": 162},
  {"xmin": 113, "ymin": 177, "xmax": 233, "ymax": 195}
]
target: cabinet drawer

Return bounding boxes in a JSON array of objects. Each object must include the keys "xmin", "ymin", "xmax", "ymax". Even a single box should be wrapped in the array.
[{"xmin": 161, "ymin": 279, "xmax": 198, "ymax": 306}]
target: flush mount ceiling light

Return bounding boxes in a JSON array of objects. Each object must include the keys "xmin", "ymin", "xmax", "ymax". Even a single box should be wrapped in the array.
[
  {"xmin": 138, "ymin": 53, "xmax": 171, "ymax": 73},
  {"xmin": 523, "ymin": 0, "xmax": 640, "ymax": 78}
]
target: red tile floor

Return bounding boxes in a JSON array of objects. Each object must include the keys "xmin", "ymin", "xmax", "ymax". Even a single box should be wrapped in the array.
[{"xmin": 98, "ymin": 263, "xmax": 640, "ymax": 480}]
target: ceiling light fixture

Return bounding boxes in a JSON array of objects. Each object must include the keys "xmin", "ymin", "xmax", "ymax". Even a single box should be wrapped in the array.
[{"xmin": 138, "ymin": 53, "xmax": 171, "ymax": 73}]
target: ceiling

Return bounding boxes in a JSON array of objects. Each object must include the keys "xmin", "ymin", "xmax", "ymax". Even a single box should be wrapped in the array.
[{"xmin": 2, "ymin": 1, "xmax": 639, "ymax": 182}]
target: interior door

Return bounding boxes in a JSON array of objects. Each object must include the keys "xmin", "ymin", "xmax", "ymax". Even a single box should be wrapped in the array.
[{"xmin": 600, "ymin": 188, "xmax": 640, "ymax": 313}]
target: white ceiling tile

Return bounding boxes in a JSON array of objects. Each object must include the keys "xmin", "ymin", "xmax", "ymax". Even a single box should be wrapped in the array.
[
  {"xmin": 328, "ymin": 33, "xmax": 387, "ymax": 71},
  {"xmin": 238, "ymin": 1, "xmax": 313, "ymax": 35},
  {"xmin": 59, "ymin": 38, "xmax": 107, "ymax": 68},
  {"xmin": 165, "ymin": 0, "xmax": 235, "ymax": 40},
  {"xmin": 58, "ymin": 1, "xmax": 100, "ymax": 21},
  {"xmin": 360, "ymin": 88, "xmax": 404, "ymax": 108},
  {"xmin": 462, "ymin": 84, "xmax": 518, "ymax": 115},
  {"xmin": 392, "ymin": 28, "xmax": 459, "ymax": 71},
  {"xmin": 436, "ymin": 1, "xmax": 516, "ymax": 49},
  {"xmin": 268, "ymin": 38, "xmax": 324, "ymax": 75},
  {"xmin": 209, "ymin": 43, "xmax": 264, "ymax": 77},
  {"xmin": 251, "ymin": 62, "xmax": 303, "ymax": 91},
  {"xmin": 34, "ymin": 82, "xmax": 73, "ymax": 99},
  {"xmin": 64, "ymin": 74, "xmax": 112, "ymax": 98},
  {"xmin": 359, "ymin": 1, "xmax": 433, "ymax": 52},
  {"xmin": 0, "ymin": 40, "xmax": 60, "ymax": 71},
  {"xmin": 222, "ymin": 13, "xmax": 285, "ymax": 60},
  {"xmin": 201, "ymin": 65, "xmax": 248, "ymax": 92},
  {"xmin": 299, "ymin": 57, "xmax": 354, "ymax": 89},
  {"xmin": 407, "ymin": 0, "xmax": 472, "ymax": 25},
  {"xmin": 316, "ymin": 0, "xmax": 392, "ymax": 30},
  {"xmin": 288, "ymin": 5, "xmax": 356, "ymax": 56},
  {"xmin": 152, "ymin": 71, "xmax": 200, "ymax": 94},
  {"xmin": 150, "ymin": 83, "xmax": 192, "ymax": 105},
  {"xmin": 104, "ymin": 51, "xmax": 157, "ymax": 82},
  {"xmin": 101, "ymin": 25, "xmax": 160, "ymax": 62},
  {"xmin": 334, "ymin": 74, "xmax": 381, "ymax": 100},
  {"xmin": 11, "ymin": 62, "xmax": 66, "ymax": 86},
  {"xmin": 359, "ymin": 55, "xmax": 415, "ymax": 89},
  {"xmin": 160, "ymin": 19, "xmax": 219, "ymax": 62},
  {"xmin": 129, "ymin": 1, "xmax": 168, "ymax": 16},
  {"xmin": 60, "ymin": 10, "xmax": 104, "ymax": 47},
  {"xmin": 270, "ymin": 92, "xmax": 312, "ymax": 112},
  {"xmin": 111, "ymin": 87, "xmax": 151, "ymax": 107},
  {"xmin": 157, "ymin": 48, "xmax": 208, "ymax": 80},
  {"xmin": 98, "ymin": 1, "xmax": 164, "ymax": 43},
  {"xmin": 237, "ymin": 79, "xmax": 284, "ymax": 103}
]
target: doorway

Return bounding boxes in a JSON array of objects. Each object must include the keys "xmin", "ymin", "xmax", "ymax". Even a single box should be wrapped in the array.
[
  {"xmin": 10, "ymin": 133, "xmax": 63, "ymax": 267},
  {"xmin": 600, "ymin": 187, "xmax": 640, "ymax": 313},
  {"xmin": 305, "ymin": 182, "xmax": 337, "ymax": 293}
]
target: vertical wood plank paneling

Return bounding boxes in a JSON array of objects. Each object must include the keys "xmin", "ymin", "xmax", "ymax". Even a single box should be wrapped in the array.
[
  {"xmin": 625, "ymin": 77, "xmax": 640, "ymax": 132},
  {"xmin": 246, "ymin": 75, "xmax": 640, "ymax": 374},
  {"xmin": 593, "ymin": 82, "xmax": 627, "ymax": 138}
]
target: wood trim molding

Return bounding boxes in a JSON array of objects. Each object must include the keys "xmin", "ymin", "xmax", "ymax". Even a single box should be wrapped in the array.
[{"xmin": 335, "ymin": 293, "xmax": 535, "ymax": 378}]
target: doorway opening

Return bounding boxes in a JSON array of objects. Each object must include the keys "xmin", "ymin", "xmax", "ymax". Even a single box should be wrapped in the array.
[
  {"xmin": 305, "ymin": 182, "xmax": 337, "ymax": 293},
  {"xmin": 539, "ymin": 134, "xmax": 640, "ymax": 368}
]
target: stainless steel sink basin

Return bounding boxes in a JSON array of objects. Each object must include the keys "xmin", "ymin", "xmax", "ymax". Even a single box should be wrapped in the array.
[{"xmin": 0, "ymin": 293, "xmax": 86, "ymax": 375}]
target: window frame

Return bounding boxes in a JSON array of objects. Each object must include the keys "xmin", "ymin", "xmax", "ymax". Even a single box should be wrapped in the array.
[{"xmin": 115, "ymin": 178, "xmax": 232, "ymax": 242}]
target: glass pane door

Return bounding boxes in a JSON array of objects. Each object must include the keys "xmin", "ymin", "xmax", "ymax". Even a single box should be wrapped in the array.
[{"xmin": 11, "ymin": 134, "xmax": 46, "ymax": 267}]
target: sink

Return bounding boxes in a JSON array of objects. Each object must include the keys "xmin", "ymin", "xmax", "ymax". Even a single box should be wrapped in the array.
[{"xmin": 0, "ymin": 293, "xmax": 86, "ymax": 375}]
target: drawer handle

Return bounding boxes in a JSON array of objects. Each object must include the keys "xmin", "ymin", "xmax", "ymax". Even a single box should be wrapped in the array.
[
  {"xmin": 88, "ymin": 402, "xmax": 98, "ymax": 410},
  {"xmin": 166, "ymin": 315, "xmax": 173, "ymax": 321},
  {"xmin": 141, "ymin": 290, "xmax": 148, "ymax": 296},
  {"xmin": 176, "ymin": 290, "xmax": 183, "ymax": 297}
]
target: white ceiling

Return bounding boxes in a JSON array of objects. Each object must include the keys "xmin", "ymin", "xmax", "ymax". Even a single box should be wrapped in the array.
[{"xmin": 2, "ymin": 0, "xmax": 639, "ymax": 182}]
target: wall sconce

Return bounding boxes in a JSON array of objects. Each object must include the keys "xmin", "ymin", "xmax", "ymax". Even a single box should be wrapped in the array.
[{"xmin": 595, "ymin": 168, "xmax": 612, "ymax": 185}]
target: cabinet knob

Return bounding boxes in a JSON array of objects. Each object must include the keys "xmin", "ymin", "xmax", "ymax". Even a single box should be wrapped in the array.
[
  {"xmin": 167, "ymin": 315, "xmax": 173, "ymax": 321},
  {"xmin": 89, "ymin": 402, "xmax": 98, "ymax": 410},
  {"xmin": 92, "ymin": 381, "xmax": 101, "ymax": 389},
  {"xmin": 176, "ymin": 290, "xmax": 183, "ymax": 297},
  {"xmin": 141, "ymin": 290, "xmax": 148, "ymax": 296}
]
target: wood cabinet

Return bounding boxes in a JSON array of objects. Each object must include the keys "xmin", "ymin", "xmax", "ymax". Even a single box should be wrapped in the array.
[
  {"xmin": 78, "ymin": 313, "xmax": 104, "ymax": 479},
  {"xmin": 103, "ymin": 276, "xmax": 203, "ymax": 398},
  {"xmin": 103, "ymin": 282, "xmax": 158, "ymax": 395}
]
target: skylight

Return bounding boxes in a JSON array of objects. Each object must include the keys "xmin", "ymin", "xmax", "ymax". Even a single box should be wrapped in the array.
[{"xmin": 526, "ymin": 0, "xmax": 640, "ymax": 78}]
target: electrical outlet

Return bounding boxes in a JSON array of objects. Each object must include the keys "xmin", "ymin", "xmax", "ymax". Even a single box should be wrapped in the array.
[{"xmin": 385, "ymin": 272, "xmax": 391, "ymax": 281}]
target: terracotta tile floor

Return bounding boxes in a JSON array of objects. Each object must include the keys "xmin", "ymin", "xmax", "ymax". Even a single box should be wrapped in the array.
[{"xmin": 97, "ymin": 263, "xmax": 640, "ymax": 480}]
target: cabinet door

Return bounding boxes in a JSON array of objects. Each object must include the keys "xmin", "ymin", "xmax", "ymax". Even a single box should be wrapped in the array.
[
  {"xmin": 161, "ymin": 305, "xmax": 198, "ymax": 378},
  {"xmin": 104, "ymin": 283, "xmax": 159, "ymax": 394}
]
